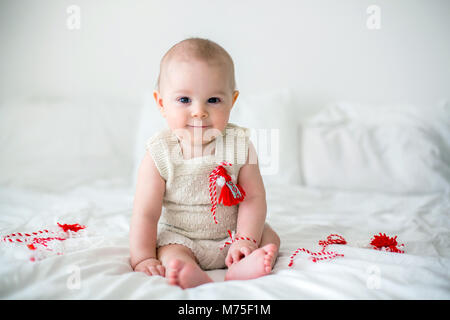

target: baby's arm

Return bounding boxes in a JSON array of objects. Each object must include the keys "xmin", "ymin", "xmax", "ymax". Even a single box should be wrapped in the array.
[
  {"xmin": 129, "ymin": 151, "xmax": 165, "ymax": 275},
  {"xmin": 226, "ymin": 142, "xmax": 267, "ymax": 265}
]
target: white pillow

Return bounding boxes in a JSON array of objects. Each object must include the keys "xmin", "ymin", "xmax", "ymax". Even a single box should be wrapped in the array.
[
  {"xmin": 0, "ymin": 96, "xmax": 139, "ymax": 191},
  {"xmin": 300, "ymin": 101, "xmax": 450, "ymax": 194},
  {"xmin": 132, "ymin": 88, "xmax": 303, "ymax": 187},
  {"xmin": 233, "ymin": 88, "xmax": 302, "ymax": 186}
]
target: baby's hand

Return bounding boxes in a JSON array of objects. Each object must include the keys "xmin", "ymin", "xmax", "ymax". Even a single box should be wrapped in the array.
[
  {"xmin": 225, "ymin": 240, "xmax": 258, "ymax": 267},
  {"xmin": 134, "ymin": 257, "xmax": 165, "ymax": 277}
]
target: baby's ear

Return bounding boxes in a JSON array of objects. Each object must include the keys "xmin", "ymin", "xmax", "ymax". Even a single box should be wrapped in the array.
[
  {"xmin": 232, "ymin": 90, "xmax": 239, "ymax": 107},
  {"xmin": 153, "ymin": 90, "xmax": 165, "ymax": 117},
  {"xmin": 153, "ymin": 90, "xmax": 164, "ymax": 107}
]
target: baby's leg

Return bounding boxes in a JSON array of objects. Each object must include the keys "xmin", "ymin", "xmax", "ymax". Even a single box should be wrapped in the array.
[
  {"xmin": 158, "ymin": 244, "xmax": 213, "ymax": 289},
  {"xmin": 225, "ymin": 224, "xmax": 280, "ymax": 281}
]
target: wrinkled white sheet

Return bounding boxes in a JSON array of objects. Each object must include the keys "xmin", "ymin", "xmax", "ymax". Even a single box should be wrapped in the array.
[{"xmin": 1, "ymin": 181, "xmax": 449, "ymax": 299}]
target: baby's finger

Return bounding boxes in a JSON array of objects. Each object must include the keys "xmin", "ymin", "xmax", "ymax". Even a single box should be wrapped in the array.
[
  {"xmin": 156, "ymin": 264, "xmax": 166, "ymax": 277},
  {"xmin": 142, "ymin": 268, "xmax": 152, "ymax": 276},
  {"xmin": 225, "ymin": 252, "xmax": 233, "ymax": 267},
  {"xmin": 231, "ymin": 250, "xmax": 243, "ymax": 263},
  {"xmin": 148, "ymin": 265, "xmax": 159, "ymax": 276},
  {"xmin": 135, "ymin": 264, "xmax": 149, "ymax": 275},
  {"xmin": 240, "ymin": 246, "xmax": 252, "ymax": 257}
]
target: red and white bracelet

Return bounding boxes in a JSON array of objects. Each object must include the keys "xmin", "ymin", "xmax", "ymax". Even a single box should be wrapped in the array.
[
  {"xmin": 1, "ymin": 222, "xmax": 87, "ymax": 261},
  {"xmin": 221, "ymin": 230, "xmax": 257, "ymax": 250},
  {"xmin": 288, "ymin": 234, "xmax": 347, "ymax": 266}
]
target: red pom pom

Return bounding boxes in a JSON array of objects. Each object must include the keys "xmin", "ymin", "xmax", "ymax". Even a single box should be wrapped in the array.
[
  {"xmin": 57, "ymin": 223, "xmax": 86, "ymax": 233},
  {"xmin": 370, "ymin": 233, "xmax": 404, "ymax": 253}
]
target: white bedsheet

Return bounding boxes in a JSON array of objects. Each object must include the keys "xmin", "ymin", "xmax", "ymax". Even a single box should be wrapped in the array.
[{"xmin": 1, "ymin": 181, "xmax": 449, "ymax": 299}]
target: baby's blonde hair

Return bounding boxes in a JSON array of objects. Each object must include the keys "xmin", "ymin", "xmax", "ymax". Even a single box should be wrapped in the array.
[{"xmin": 156, "ymin": 37, "xmax": 236, "ymax": 91}]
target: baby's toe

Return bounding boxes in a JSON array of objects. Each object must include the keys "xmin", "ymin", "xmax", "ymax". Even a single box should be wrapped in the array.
[
  {"xmin": 168, "ymin": 273, "xmax": 179, "ymax": 286},
  {"xmin": 167, "ymin": 259, "xmax": 184, "ymax": 286},
  {"xmin": 263, "ymin": 257, "xmax": 273, "ymax": 273},
  {"xmin": 263, "ymin": 243, "xmax": 278, "ymax": 255},
  {"xmin": 169, "ymin": 259, "xmax": 183, "ymax": 271},
  {"xmin": 262, "ymin": 244, "xmax": 278, "ymax": 273}
]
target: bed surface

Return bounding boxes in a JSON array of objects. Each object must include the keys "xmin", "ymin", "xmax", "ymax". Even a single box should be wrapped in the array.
[{"xmin": 1, "ymin": 181, "xmax": 448, "ymax": 299}]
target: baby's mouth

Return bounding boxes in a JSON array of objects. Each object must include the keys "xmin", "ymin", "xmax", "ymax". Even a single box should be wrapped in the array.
[{"xmin": 187, "ymin": 124, "xmax": 211, "ymax": 128}]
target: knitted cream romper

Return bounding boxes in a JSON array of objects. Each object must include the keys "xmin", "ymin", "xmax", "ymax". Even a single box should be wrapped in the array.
[{"xmin": 146, "ymin": 123, "xmax": 250, "ymax": 270}]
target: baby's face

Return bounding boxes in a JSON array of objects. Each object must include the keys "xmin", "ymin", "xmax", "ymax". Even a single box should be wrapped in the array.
[{"xmin": 154, "ymin": 58, "xmax": 238, "ymax": 146}]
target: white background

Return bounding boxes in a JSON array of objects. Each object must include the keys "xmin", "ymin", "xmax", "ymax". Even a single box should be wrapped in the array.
[{"xmin": 1, "ymin": 0, "xmax": 449, "ymax": 107}]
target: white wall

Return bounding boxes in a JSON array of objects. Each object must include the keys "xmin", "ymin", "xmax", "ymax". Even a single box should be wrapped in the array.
[{"xmin": 1, "ymin": 0, "xmax": 449, "ymax": 108}]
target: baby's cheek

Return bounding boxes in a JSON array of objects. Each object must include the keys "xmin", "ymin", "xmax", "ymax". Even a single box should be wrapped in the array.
[{"xmin": 170, "ymin": 113, "xmax": 187, "ymax": 127}]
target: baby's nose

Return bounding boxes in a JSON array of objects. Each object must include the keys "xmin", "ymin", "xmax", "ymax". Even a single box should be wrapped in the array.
[{"xmin": 191, "ymin": 104, "xmax": 208, "ymax": 119}]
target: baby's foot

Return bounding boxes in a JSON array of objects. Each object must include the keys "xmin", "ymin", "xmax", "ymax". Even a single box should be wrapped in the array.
[
  {"xmin": 167, "ymin": 259, "xmax": 213, "ymax": 289},
  {"xmin": 225, "ymin": 243, "xmax": 278, "ymax": 281}
]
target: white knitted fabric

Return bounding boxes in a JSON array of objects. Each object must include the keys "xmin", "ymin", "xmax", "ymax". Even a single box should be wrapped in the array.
[{"xmin": 145, "ymin": 123, "xmax": 250, "ymax": 269}]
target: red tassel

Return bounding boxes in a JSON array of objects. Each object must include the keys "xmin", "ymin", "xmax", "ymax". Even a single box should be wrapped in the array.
[
  {"xmin": 208, "ymin": 161, "xmax": 246, "ymax": 224},
  {"xmin": 213, "ymin": 164, "xmax": 246, "ymax": 206},
  {"xmin": 218, "ymin": 182, "xmax": 246, "ymax": 205}
]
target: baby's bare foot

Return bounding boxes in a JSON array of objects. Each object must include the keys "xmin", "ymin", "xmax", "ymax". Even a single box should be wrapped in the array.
[
  {"xmin": 167, "ymin": 259, "xmax": 213, "ymax": 289},
  {"xmin": 225, "ymin": 243, "xmax": 278, "ymax": 281}
]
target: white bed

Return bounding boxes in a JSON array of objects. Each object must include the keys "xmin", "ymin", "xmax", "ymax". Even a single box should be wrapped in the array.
[
  {"xmin": 0, "ymin": 182, "xmax": 449, "ymax": 299},
  {"xmin": 0, "ymin": 92, "xmax": 449, "ymax": 299}
]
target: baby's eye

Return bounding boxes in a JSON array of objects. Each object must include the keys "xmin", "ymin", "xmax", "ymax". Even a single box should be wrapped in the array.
[
  {"xmin": 178, "ymin": 97, "xmax": 191, "ymax": 104},
  {"xmin": 208, "ymin": 97, "xmax": 221, "ymax": 104}
]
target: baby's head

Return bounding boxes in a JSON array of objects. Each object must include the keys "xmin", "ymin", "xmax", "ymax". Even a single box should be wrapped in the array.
[{"xmin": 153, "ymin": 38, "xmax": 239, "ymax": 146}]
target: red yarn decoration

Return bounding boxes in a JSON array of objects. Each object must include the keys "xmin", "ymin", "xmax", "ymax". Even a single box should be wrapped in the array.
[
  {"xmin": 208, "ymin": 162, "xmax": 251, "ymax": 252},
  {"xmin": 1, "ymin": 222, "xmax": 86, "ymax": 249},
  {"xmin": 370, "ymin": 233, "xmax": 405, "ymax": 253},
  {"xmin": 288, "ymin": 233, "xmax": 405, "ymax": 267},
  {"xmin": 288, "ymin": 234, "xmax": 347, "ymax": 266},
  {"xmin": 214, "ymin": 166, "xmax": 246, "ymax": 206},
  {"xmin": 221, "ymin": 230, "xmax": 257, "ymax": 250},
  {"xmin": 57, "ymin": 223, "xmax": 86, "ymax": 233},
  {"xmin": 208, "ymin": 162, "xmax": 246, "ymax": 224},
  {"xmin": 218, "ymin": 181, "xmax": 246, "ymax": 206}
]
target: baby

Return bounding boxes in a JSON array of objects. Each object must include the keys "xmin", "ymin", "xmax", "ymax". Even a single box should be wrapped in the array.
[{"xmin": 129, "ymin": 38, "xmax": 280, "ymax": 289}]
